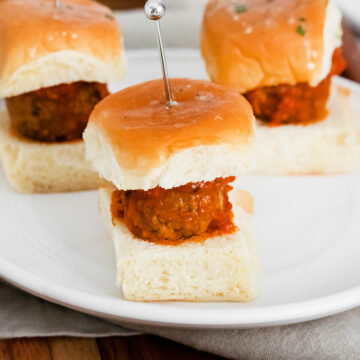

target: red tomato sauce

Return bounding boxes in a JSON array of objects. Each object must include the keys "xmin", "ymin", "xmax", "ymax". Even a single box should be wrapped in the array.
[
  {"xmin": 245, "ymin": 48, "xmax": 347, "ymax": 126},
  {"xmin": 111, "ymin": 177, "xmax": 237, "ymax": 246},
  {"xmin": 6, "ymin": 82, "xmax": 109, "ymax": 142}
]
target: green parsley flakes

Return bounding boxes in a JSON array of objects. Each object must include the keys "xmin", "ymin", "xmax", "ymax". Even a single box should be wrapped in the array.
[
  {"xmin": 235, "ymin": 4, "xmax": 247, "ymax": 14},
  {"xmin": 296, "ymin": 25, "xmax": 306, "ymax": 36}
]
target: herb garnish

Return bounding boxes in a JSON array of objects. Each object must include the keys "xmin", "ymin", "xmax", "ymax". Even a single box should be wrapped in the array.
[
  {"xmin": 105, "ymin": 14, "xmax": 115, "ymax": 20},
  {"xmin": 296, "ymin": 24, "xmax": 306, "ymax": 36},
  {"xmin": 235, "ymin": 4, "xmax": 247, "ymax": 14},
  {"xmin": 298, "ymin": 17, "xmax": 306, "ymax": 22}
]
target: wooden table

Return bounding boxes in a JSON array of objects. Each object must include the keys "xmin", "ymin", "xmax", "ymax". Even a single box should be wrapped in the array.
[
  {"xmin": 0, "ymin": 336, "xmax": 224, "ymax": 359},
  {"xmin": 99, "ymin": 0, "xmax": 145, "ymax": 10}
]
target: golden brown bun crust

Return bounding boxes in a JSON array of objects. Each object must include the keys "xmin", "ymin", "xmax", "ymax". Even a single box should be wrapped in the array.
[
  {"xmin": 0, "ymin": 0, "xmax": 124, "ymax": 96},
  {"xmin": 201, "ymin": 0, "xmax": 326, "ymax": 92},
  {"xmin": 87, "ymin": 78, "xmax": 254, "ymax": 172}
]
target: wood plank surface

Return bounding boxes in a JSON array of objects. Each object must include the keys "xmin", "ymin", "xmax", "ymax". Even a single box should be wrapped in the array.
[
  {"xmin": 0, "ymin": 341, "xmax": 13, "ymax": 360},
  {"xmin": 342, "ymin": 22, "xmax": 360, "ymax": 83},
  {"xmin": 99, "ymin": 0, "xmax": 145, "ymax": 9},
  {"xmin": 9, "ymin": 338, "xmax": 52, "ymax": 360},
  {"xmin": 0, "ymin": 336, "xmax": 224, "ymax": 360},
  {"xmin": 49, "ymin": 338, "xmax": 101, "ymax": 360}
]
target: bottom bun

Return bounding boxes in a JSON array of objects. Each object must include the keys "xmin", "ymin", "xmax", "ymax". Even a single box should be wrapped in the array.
[
  {"xmin": 98, "ymin": 186, "xmax": 260, "ymax": 302},
  {"xmin": 254, "ymin": 82, "xmax": 360, "ymax": 175},
  {"xmin": 0, "ymin": 109, "xmax": 103, "ymax": 193}
]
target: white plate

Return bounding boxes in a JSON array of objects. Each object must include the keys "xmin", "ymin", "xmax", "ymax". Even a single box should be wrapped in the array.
[{"xmin": 1, "ymin": 49, "xmax": 360, "ymax": 329}]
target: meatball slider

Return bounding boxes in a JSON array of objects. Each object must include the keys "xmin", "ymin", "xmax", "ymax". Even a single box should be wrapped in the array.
[
  {"xmin": 0, "ymin": 0, "xmax": 125, "ymax": 192},
  {"xmin": 84, "ymin": 78, "xmax": 260, "ymax": 301},
  {"xmin": 201, "ymin": 0, "xmax": 359, "ymax": 174}
]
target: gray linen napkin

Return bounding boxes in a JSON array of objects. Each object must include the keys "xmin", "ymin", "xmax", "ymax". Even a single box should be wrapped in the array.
[
  {"xmin": 0, "ymin": 282, "xmax": 136, "ymax": 338},
  {"xmin": 2, "ymin": 281, "xmax": 360, "ymax": 360}
]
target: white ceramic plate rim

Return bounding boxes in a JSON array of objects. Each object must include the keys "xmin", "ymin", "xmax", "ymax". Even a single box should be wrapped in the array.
[
  {"xmin": 1, "ymin": 49, "xmax": 360, "ymax": 329},
  {"xmin": 2, "ymin": 257, "xmax": 360, "ymax": 328}
]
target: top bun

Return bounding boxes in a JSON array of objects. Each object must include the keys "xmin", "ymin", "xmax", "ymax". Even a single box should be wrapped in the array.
[
  {"xmin": 0, "ymin": 0, "xmax": 126, "ymax": 98},
  {"xmin": 84, "ymin": 78, "xmax": 255, "ymax": 190},
  {"xmin": 201, "ymin": 0, "xmax": 342, "ymax": 92}
]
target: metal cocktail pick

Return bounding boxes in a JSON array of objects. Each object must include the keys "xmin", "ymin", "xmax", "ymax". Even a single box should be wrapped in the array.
[{"xmin": 144, "ymin": 0, "xmax": 176, "ymax": 106}]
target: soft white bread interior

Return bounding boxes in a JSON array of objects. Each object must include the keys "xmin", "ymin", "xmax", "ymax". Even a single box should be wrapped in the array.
[
  {"xmin": 254, "ymin": 81, "xmax": 360, "ymax": 175},
  {"xmin": 98, "ymin": 186, "xmax": 260, "ymax": 302},
  {"xmin": 0, "ymin": 0, "xmax": 126, "ymax": 98},
  {"xmin": 85, "ymin": 133, "xmax": 256, "ymax": 191},
  {"xmin": 0, "ymin": 108, "xmax": 104, "ymax": 193}
]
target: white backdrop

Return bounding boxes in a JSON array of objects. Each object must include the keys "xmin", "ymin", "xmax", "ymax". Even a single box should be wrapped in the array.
[
  {"xmin": 336, "ymin": 0, "xmax": 360, "ymax": 33},
  {"xmin": 116, "ymin": 0, "xmax": 360, "ymax": 50},
  {"xmin": 116, "ymin": 7, "xmax": 203, "ymax": 49}
]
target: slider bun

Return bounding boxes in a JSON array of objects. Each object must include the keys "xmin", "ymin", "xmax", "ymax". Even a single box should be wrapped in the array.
[
  {"xmin": 98, "ymin": 186, "xmax": 260, "ymax": 302},
  {"xmin": 201, "ymin": 0, "xmax": 327, "ymax": 92},
  {"xmin": 0, "ymin": 0, "xmax": 126, "ymax": 98},
  {"xmin": 84, "ymin": 78, "xmax": 256, "ymax": 191},
  {"xmin": 0, "ymin": 109, "xmax": 104, "ymax": 193},
  {"xmin": 253, "ymin": 81, "xmax": 360, "ymax": 175}
]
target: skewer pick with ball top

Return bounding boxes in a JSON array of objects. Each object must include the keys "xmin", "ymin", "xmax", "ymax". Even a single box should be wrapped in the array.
[{"xmin": 144, "ymin": 0, "xmax": 176, "ymax": 107}]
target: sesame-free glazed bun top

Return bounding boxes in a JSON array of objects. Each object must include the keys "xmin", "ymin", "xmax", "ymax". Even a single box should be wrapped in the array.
[
  {"xmin": 201, "ymin": 0, "xmax": 342, "ymax": 93},
  {"xmin": 0, "ymin": 0, "xmax": 125, "ymax": 98},
  {"xmin": 84, "ymin": 78, "xmax": 256, "ymax": 191}
]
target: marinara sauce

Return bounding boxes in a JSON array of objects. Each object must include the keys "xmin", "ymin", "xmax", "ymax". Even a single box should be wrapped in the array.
[
  {"xmin": 245, "ymin": 48, "xmax": 347, "ymax": 126},
  {"xmin": 111, "ymin": 176, "xmax": 237, "ymax": 246},
  {"xmin": 6, "ymin": 82, "xmax": 109, "ymax": 142}
]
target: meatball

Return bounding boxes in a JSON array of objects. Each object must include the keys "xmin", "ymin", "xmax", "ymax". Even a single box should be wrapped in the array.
[
  {"xmin": 111, "ymin": 177, "xmax": 237, "ymax": 245},
  {"xmin": 6, "ymin": 81, "xmax": 109, "ymax": 142},
  {"xmin": 244, "ymin": 48, "xmax": 347, "ymax": 126},
  {"xmin": 245, "ymin": 77, "xmax": 331, "ymax": 125}
]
